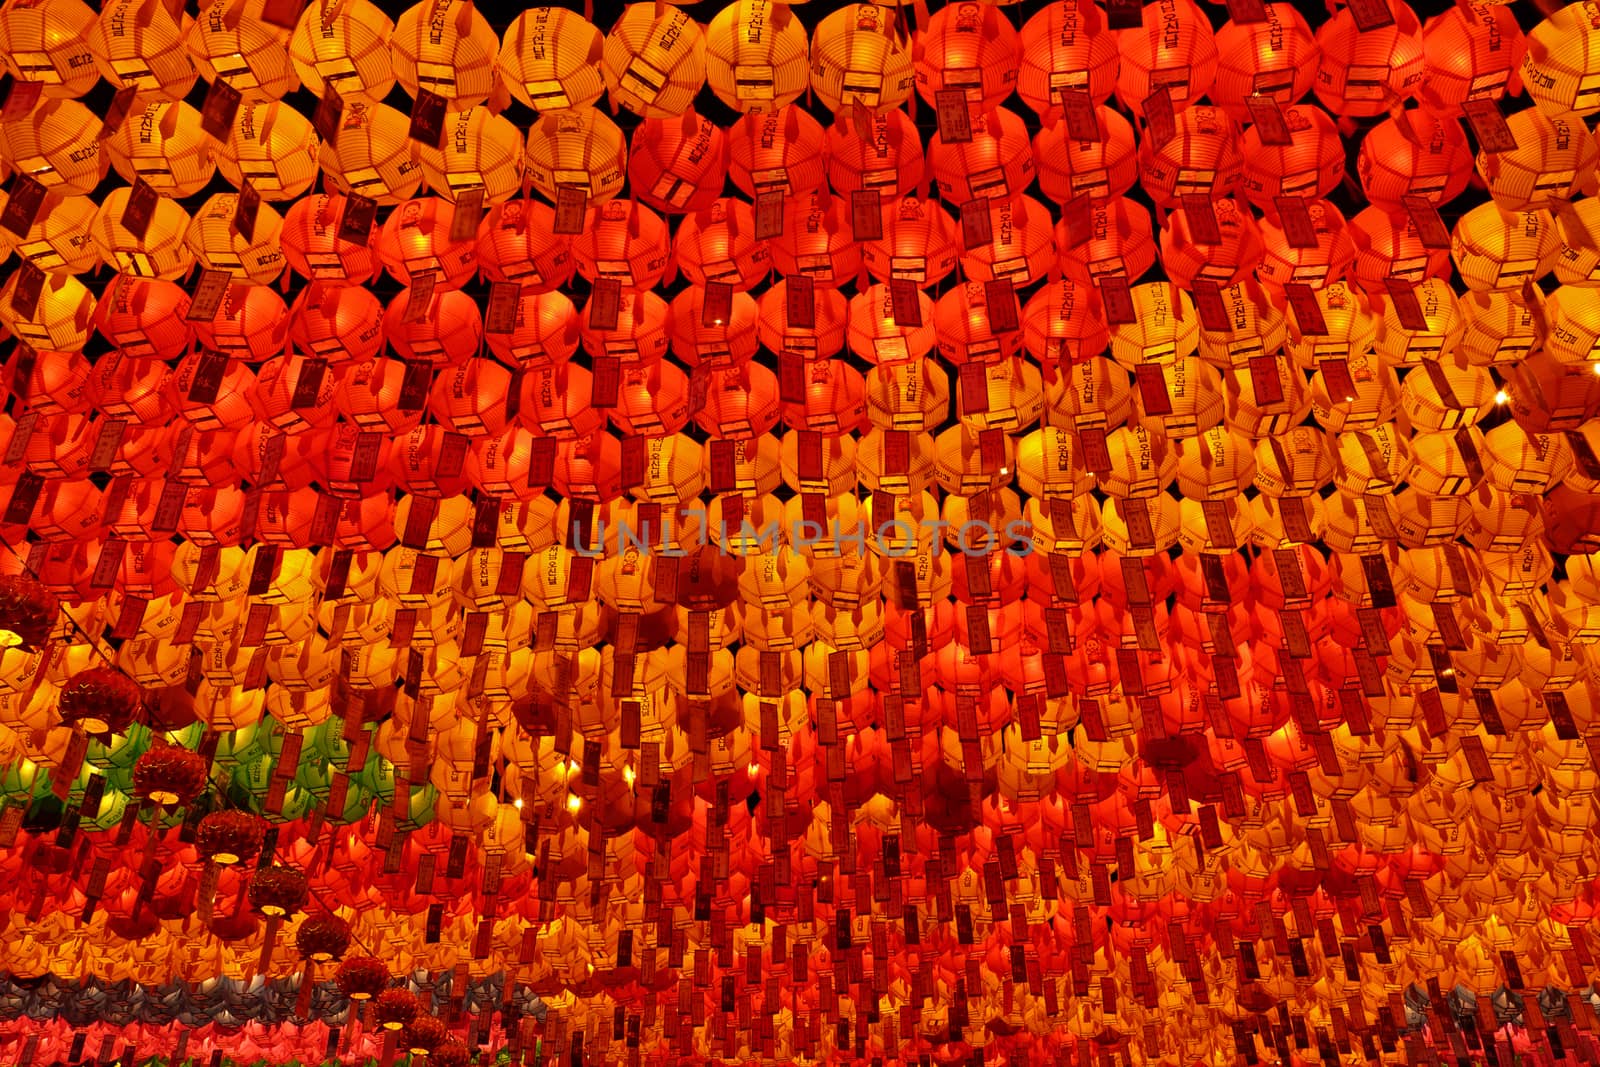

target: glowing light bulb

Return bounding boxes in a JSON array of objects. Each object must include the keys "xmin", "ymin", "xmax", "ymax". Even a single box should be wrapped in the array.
[
  {"xmin": 566, "ymin": 793, "xmax": 583, "ymax": 812},
  {"xmin": 623, "ymin": 764, "xmax": 636, "ymax": 786},
  {"xmin": 1494, "ymin": 390, "xmax": 1508, "ymax": 405},
  {"xmin": 514, "ymin": 797, "xmax": 525, "ymax": 810},
  {"xmin": 747, "ymin": 761, "xmax": 760, "ymax": 777}
]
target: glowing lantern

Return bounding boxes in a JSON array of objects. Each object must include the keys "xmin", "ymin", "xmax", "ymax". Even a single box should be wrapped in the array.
[
  {"xmin": 706, "ymin": 0, "xmax": 810, "ymax": 113},
  {"xmin": 1240, "ymin": 103, "xmax": 1345, "ymax": 210},
  {"xmin": 475, "ymin": 199, "xmax": 575, "ymax": 292},
  {"xmin": 2, "ymin": 194, "xmax": 97, "ymax": 275},
  {"xmin": 1477, "ymin": 107, "xmax": 1600, "ymax": 212},
  {"xmin": 1031, "ymin": 104, "xmax": 1138, "ymax": 205},
  {"xmin": 933, "ymin": 281, "xmax": 1025, "ymax": 367},
  {"xmin": 580, "ymin": 289, "xmax": 671, "ymax": 364},
  {"xmin": 1450, "ymin": 202, "xmax": 1560, "ymax": 292},
  {"xmin": 848, "ymin": 283, "xmax": 936, "ymax": 365},
  {"xmin": 288, "ymin": 0, "xmax": 396, "ymax": 101},
  {"xmin": 89, "ymin": 0, "xmax": 197, "ymax": 100},
  {"xmin": 1158, "ymin": 197, "xmax": 1264, "ymax": 289},
  {"xmin": 1211, "ymin": 4, "xmax": 1319, "ymax": 122},
  {"xmin": 288, "ymin": 280, "xmax": 385, "ymax": 363},
  {"xmin": 928, "ymin": 106, "xmax": 1035, "ymax": 204},
  {"xmin": 1136, "ymin": 105, "xmax": 1244, "ymax": 208},
  {"xmin": 1113, "ymin": 0, "xmax": 1217, "ymax": 118},
  {"xmin": 93, "ymin": 274, "xmax": 192, "ymax": 361},
  {"xmin": 103, "ymin": 100, "xmax": 216, "ymax": 198},
  {"xmin": 675, "ymin": 199, "xmax": 770, "ymax": 291},
  {"xmin": 391, "ymin": 0, "xmax": 499, "ymax": 110},
  {"xmin": 959, "ymin": 194, "xmax": 1058, "ymax": 287},
  {"xmin": 668, "ymin": 286, "xmax": 760, "ymax": 368},
  {"xmin": 825, "ymin": 107, "xmax": 923, "ymax": 200},
  {"xmin": 627, "ymin": 109, "xmax": 728, "ymax": 215},
  {"xmin": 375, "ymin": 198, "xmax": 478, "ymax": 290},
  {"xmin": 727, "ymin": 107, "xmax": 828, "ymax": 198},
  {"xmin": 482, "ymin": 288, "xmax": 578, "ymax": 367},
  {"xmin": 90, "ymin": 189, "xmax": 194, "ymax": 280},
  {"xmin": 603, "ymin": 4, "xmax": 708, "ymax": 118},
  {"xmin": 1459, "ymin": 288, "xmax": 1538, "ymax": 365},
  {"xmin": 1419, "ymin": 3, "xmax": 1526, "ymax": 113},
  {"xmin": 1022, "ymin": 270, "xmax": 1110, "ymax": 365},
  {"xmin": 523, "ymin": 107, "xmax": 628, "ymax": 207},
  {"xmin": 192, "ymin": 280, "xmax": 291, "ymax": 362},
  {"xmin": 0, "ymin": 0, "xmax": 100, "ymax": 99},
  {"xmin": 383, "ymin": 288, "xmax": 483, "ymax": 365},
  {"xmin": 184, "ymin": 193, "xmax": 285, "ymax": 285},
  {"xmin": 1312, "ymin": 0, "xmax": 1425, "ymax": 117},
  {"xmin": 571, "ymin": 199, "xmax": 675, "ymax": 289},
  {"xmin": 1255, "ymin": 199, "xmax": 1355, "ymax": 291},
  {"xmin": 1348, "ymin": 205, "xmax": 1450, "ymax": 291},
  {"xmin": 770, "ymin": 191, "xmax": 862, "ymax": 289},
  {"xmin": 0, "ymin": 99, "xmax": 105, "ymax": 196},
  {"xmin": 1522, "ymin": 2, "xmax": 1600, "ymax": 118},
  {"xmin": 1357, "ymin": 108, "xmax": 1474, "ymax": 208},
  {"xmin": 1017, "ymin": 1, "xmax": 1118, "ymax": 117},
  {"xmin": 808, "ymin": 3, "xmax": 914, "ymax": 114},
  {"xmin": 1375, "ymin": 278, "xmax": 1465, "ymax": 366},
  {"xmin": 1543, "ymin": 286, "xmax": 1600, "ymax": 367},
  {"xmin": 0, "ymin": 270, "xmax": 94, "ymax": 352},
  {"xmin": 499, "ymin": 8, "xmax": 606, "ymax": 112},
  {"xmin": 756, "ymin": 280, "xmax": 849, "ymax": 361},
  {"xmin": 1196, "ymin": 281, "xmax": 1287, "ymax": 369},
  {"xmin": 861, "ymin": 196, "xmax": 959, "ymax": 287},
  {"xmin": 215, "ymin": 100, "xmax": 322, "ymax": 202},
  {"xmin": 186, "ymin": 0, "xmax": 298, "ymax": 104},
  {"xmin": 1056, "ymin": 195, "xmax": 1156, "ymax": 283},
  {"xmin": 1107, "ymin": 283, "xmax": 1198, "ymax": 369},
  {"xmin": 419, "ymin": 105, "xmax": 525, "ymax": 204},
  {"xmin": 319, "ymin": 100, "xmax": 423, "ymax": 206},
  {"xmin": 914, "ymin": 1, "xmax": 1021, "ymax": 112}
]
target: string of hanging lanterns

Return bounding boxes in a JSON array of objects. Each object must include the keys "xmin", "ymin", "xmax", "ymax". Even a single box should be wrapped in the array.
[{"xmin": 2, "ymin": 0, "xmax": 1600, "ymax": 1064}]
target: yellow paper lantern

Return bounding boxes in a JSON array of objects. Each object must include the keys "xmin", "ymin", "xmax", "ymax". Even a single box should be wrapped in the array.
[{"xmin": 498, "ymin": 7, "xmax": 607, "ymax": 112}]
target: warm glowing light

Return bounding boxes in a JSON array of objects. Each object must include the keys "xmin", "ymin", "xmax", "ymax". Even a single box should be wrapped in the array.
[
  {"xmin": 513, "ymin": 797, "xmax": 524, "ymax": 810},
  {"xmin": 566, "ymin": 794, "xmax": 582, "ymax": 812},
  {"xmin": 1495, "ymin": 390, "xmax": 1509, "ymax": 405},
  {"xmin": 747, "ymin": 761, "xmax": 760, "ymax": 777},
  {"xmin": 623, "ymin": 764, "xmax": 637, "ymax": 786}
]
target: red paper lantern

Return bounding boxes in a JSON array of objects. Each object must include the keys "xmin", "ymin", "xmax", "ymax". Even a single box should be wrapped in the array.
[
  {"xmin": 279, "ymin": 193, "xmax": 383, "ymax": 283},
  {"xmin": 1312, "ymin": 0, "xmax": 1425, "ymax": 117},
  {"xmin": 383, "ymin": 288, "xmax": 484, "ymax": 365},
  {"xmin": 1114, "ymin": 0, "xmax": 1217, "ymax": 117},
  {"xmin": 913, "ymin": 1, "xmax": 1021, "ymax": 113},
  {"xmin": 289, "ymin": 281, "xmax": 385, "ymax": 364},
  {"xmin": 92, "ymin": 274, "xmax": 192, "ymax": 361},
  {"xmin": 1136, "ymin": 105, "xmax": 1243, "ymax": 209},
  {"xmin": 475, "ymin": 200, "xmax": 576, "ymax": 292},
  {"xmin": 190, "ymin": 282, "xmax": 292, "ymax": 363},
  {"xmin": 1017, "ymin": 2, "xmax": 1119, "ymax": 115},
  {"xmin": 1031, "ymin": 105, "xmax": 1138, "ymax": 205},
  {"xmin": 1211, "ymin": 3, "xmax": 1319, "ymax": 123},
  {"xmin": 674, "ymin": 198, "xmax": 771, "ymax": 292},
  {"xmin": 1419, "ymin": 2, "xmax": 1526, "ymax": 114},
  {"xmin": 727, "ymin": 106, "xmax": 828, "ymax": 199},
  {"xmin": 132, "ymin": 747, "xmax": 207, "ymax": 805},
  {"xmin": 825, "ymin": 108, "xmax": 925, "ymax": 200},
  {"xmin": 927, "ymin": 106, "xmax": 1035, "ymax": 205},
  {"xmin": 570, "ymin": 199, "xmax": 676, "ymax": 290},
  {"xmin": 1356, "ymin": 109, "xmax": 1475, "ymax": 208},
  {"xmin": 627, "ymin": 109, "xmax": 728, "ymax": 215},
  {"xmin": 1239, "ymin": 104, "xmax": 1346, "ymax": 211},
  {"xmin": 375, "ymin": 197, "xmax": 479, "ymax": 290}
]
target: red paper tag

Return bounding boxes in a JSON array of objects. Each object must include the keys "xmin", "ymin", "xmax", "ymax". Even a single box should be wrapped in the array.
[
  {"xmin": 553, "ymin": 186, "xmax": 588, "ymax": 235},
  {"xmin": 935, "ymin": 90, "xmax": 973, "ymax": 143},
  {"xmin": 1274, "ymin": 196, "xmax": 1319, "ymax": 249},
  {"xmin": 119, "ymin": 178, "xmax": 159, "ymax": 242},
  {"xmin": 1191, "ymin": 279, "xmax": 1230, "ymax": 332},
  {"xmin": 702, "ymin": 282, "xmax": 734, "ymax": 327},
  {"xmin": 1402, "ymin": 195, "xmax": 1451, "ymax": 248},
  {"xmin": 961, "ymin": 199, "xmax": 994, "ymax": 250},
  {"xmin": 588, "ymin": 279, "xmax": 621, "ymax": 330},
  {"xmin": 1142, "ymin": 88, "xmax": 1176, "ymax": 150},
  {"xmin": 231, "ymin": 180, "xmax": 261, "ymax": 243},
  {"xmin": 1058, "ymin": 88, "xmax": 1101, "ymax": 142},
  {"xmin": 402, "ymin": 271, "xmax": 439, "ymax": 325},
  {"xmin": 485, "ymin": 281, "xmax": 520, "ymax": 334},
  {"xmin": 1179, "ymin": 195, "xmax": 1222, "ymax": 245},
  {"xmin": 409, "ymin": 89, "xmax": 447, "ymax": 148},
  {"xmin": 260, "ymin": 0, "xmax": 307, "ymax": 27},
  {"xmin": 1098, "ymin": 275, "xmax": 1136, "ymax": 324},
  {"xmin": 1385, "ymin": 278, "xmax": 1428, "ymax": 331},
  {"xmin": 889, "ymin": 279, "xmax": 922, "ymax": 327},
  {"xmin": 201, "ymin": 78, "xmax": 243, "ymax": 140},
  {"xmin": 0, "ymin": 176, "xmax": 47, "ymax": 237},
  {"xmin": 1346, "ymin": 0, "xmax": 1395, "ymax": 32},
  {"xmin": 1245, "ymin": 96, "xmax": 1292, "ymax": 145},
  {"xmin": 186, "ymin": 352, "xmax": 229, "ymax": 404},
  {"xmin": 960, "ymin": 362, "xmax": 990, "ymax": 413},
  {"xmin": 755, "ymin": 189, "xmax": 785, "ymax": 239},
  {"xmin": 1249, "ymin": 356, "xmax": 1285, "ymax": 405},
  {"xmin": 785, "ymin": 275, "xmax": 815, "ymax": 328},
  {"xmin": 851, "ymin": 190, "xmax": 883, "ymax": 241},
  {"xmin": 1283, "ymin": 283, "xmax": 1328, "ymax": 335},
  {"xmin": 313, "ymin": 83, "xmax": 345, "ymax": 146},
  {"xmin": 0, "ymin": 78, "xmax": 42, "ymax": 123},
  {"xmin": 591, "ymin": 356, "xmax": 620, "ymax": 408},
  {"xmin": 99, "ymin": 85, "xmax": 138, "ymax": 141},
  {"xmin": 449, "ymin": 187, "xmax": 485, "ymax": 244},
  {"xmin": 1106, "ymin": 0, "xmax": 1144, "ymax": 29},
  {"xmin": 1462, "ymin": 98, "xmax": 1518, "ymax": 153},
  {"xmin": 1060, "ymin": 194, "xmax": 1094, "ymax": 249}
]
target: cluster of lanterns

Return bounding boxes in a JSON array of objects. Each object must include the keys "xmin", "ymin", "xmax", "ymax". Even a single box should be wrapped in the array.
[{"xmin": 4, "ymin": 0, "xmax": 1600, "ymax": 1063}]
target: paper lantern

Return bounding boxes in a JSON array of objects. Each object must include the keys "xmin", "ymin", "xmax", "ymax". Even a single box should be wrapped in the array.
[
  {"xmin": 191, "ymin": 281, "xmax": 291, "ymax": 362},
  {"xmin": 861, "ymin": 195, "xmax": 959, "ymax": 287},
  {"xmin": 1158, "ymin": 197, "xmax": 1264, "ymax": 289},
  {"xmin": 418, "ymin": 105, "xmax": 525, "ymax": 204},
  {"xmin": 848, "ymin": 283, "xmax": 936, "ymax": 365},
  {"xmin": 1523, "ymin": 2, "xmax": 1600, "ymax": 118},
  {"xmin": 523, "ymin": 107, "xmax": 628, "ymax": 207},
  {"xmin": 3, "ymin": 194, "xmax": 99, "ymax": 275},
  {"xmin": 1451, "ymin": 201, "xmax": 1560, "ymax": 292},
  {"xmin": 1477, "ymin": 107, "xmax": 1600, "ymax": 212},
  {"xmin": 1543, "ymin": 286, "xmax": 1600, "ymax": 367},
  {"xmin": 186, "ymin": 0, "xmax": 298, "ymax": 104},
  {"xmin": 288, "ymin": 280, "xmax": 385, "ymax": 363},
  {"xmin": 498, "ymin": 7, "xmax": 606, "ymax": 112},
  {"xmin": 603, "ymin": 3, "xmax": 708, "ymax": 118},
  {"xmin": 571, "ymin": 199, "xmax": 675, "ymax": 290},
  {"xmin": 1348, "ymin": 206, "xmax": 1450, "ymax": 291},
  {"xmin": 1459, "ymin": 288, "xmax": 1538, "ymax": 365},
  {"xmin": 914, "ymin": 1, "xmax": 1021, "ymax": 112},
  {"xmin": 334, "ymin": 357, "xmax": 424, "ymax": 434},
  {"xmin": 825, "ymin": 107, "xmax": 923, "ymax": 199},
  {"xmin": 1113, "ymin": 0, "xmax": 1217, "ymax": 118},
  {"xmin": 1255, "ymin": 199, "xmax": 1355, "ymax": 291},
  {"xmin": 0, "ymin": 269, "xmax": 93, "ymax": 352},
  {"xmin": 1312, "ymin": 0, "xmax": 1424, "ymax": 117},
  {"xmin": 705, "ymin": 0, "xmax": 810, "ymax": 113},
  {"xmin": 580, "ymin": 288, "xmax": 671, "ymax": 363},
  {"xmin": 87, "ymin": 353, "xmax": 175, "ymax": 425},
  {"xmin": 756, "ymin": 280, "xmax": 848, "ymax": 361},
  {"xmin": 1056, "ymin": 196, "xmax": 1156, "ymax": 283},
  {"xmin": 927, "ymin": 106, "xmax": 1034, "ymax": 204},
  {"xmin": 319, "ymin": 100, "xmax": 423, "ymax": 206},
  {"xmin": 132, "ymin": 747, "xmax": 207, "ymax": 806},
  {"xmin": 1240, "ymin": 104, "xmax": 1345, "ymax": 210},
  {"xmin": 1419, "ymin": 2, "xmax": 1526, "ymax": 113},
  {"xmin": 214, "ymin": 100, "xmax": 322, "ymax": 202},
  {"xmin": 93, "ymin": 274, "xmax": 193, "ymax": 361},
  {"xmin": 90, "ymin": 189, "xmax": 194, "ymax": 280},
  {"xmin": 1107, "ymin": 283, "xmax": 1198, "ymax": 369},
  {"xmin": 668, "ymin": 286, "xmax": 759, "ymax": 367},
  {"xmin": 1022, "ymin": 270, "xmax": 1110, "ymax": 365},
  {"xmin": 1, "ymin": 98, "xmax": 106, "ymax": 197},
  {"xmin": 391, "ymin": 0, "xmax": 500, "ymax": 110},
  {"xmin": 627, "ymin": 109, "xmax": 728, "ymax": 215},
  {"xmin": 1375, "ymin": 278, "xmax": 1465, "ymax": 366},
  {"xmin": 959, "ymin": 194, "xmax": 1057, "ymax": 287},
  {"xmin": 475, "ymin": 199, "xmax": 576, "ymax": 291},
  {"xmin": 1031, "ymin": 104, "xmax": 1137, "ymax": 205},
  {"xmin": 1211, "ymin": 3, "xmax": 1319, "ymax": 123},
  {"xmin": 808, "ymin": 3, "xmax": 914, "ymax": 114},
  {"xmin": 1016, "ymin": 1, "xmax": 1119, "ymax": 115},
  {"xmin": 1136, "ymin": 105, "xmax": 1243, "ymax": 209},
  {"xmin": 58, "ymin": 668, "xmax": 141, "ymax": 735},
  {"xmin": 375, "ymin": 198, "xmax": 478, "ymax": 289},
  {"xmin": 674, "ymin": 199, "xmax": 770, "ymax": 291},
  {"xmin": 280, "ymin": 190, "xmax": 389, "ymax": 282},
  {"xmin": 1357, "ymin": 109, "xmax": 1474, "ymax": 208},
  {"xmin": 384, "ymin": 288, "xmax": 483, "ymax": 365},
  {"xmin": 250, "ymin": 355, "xmax": 337, "ymax": 433},
  {"xmin": 482, "ymin": 288, "xmax": 578, "ymax": 367},
  {"xmin": 727, "ymin": 106, "xmax": 828, "ymax": 199},
  {"xmin": 185, "ymin": 193, "xmax": 285, "ymax": 285},
  {"xmin": 89, "ymin": 0, "xmax": 197, "ymax": 100},
  {"xmin": 769, "ymin": 191, "xmax": 863, "ymax": 289},
  {"xmin": 0, "ymin": 0, "xmax": 99, "ymax": 99},
  {"xmin": 933, "ymin": 281, "xmax": 1024, "ymax": 367},
  {"xmin": 288, "ymin": 0, "xmax": 396, "ymax": 101},
  {"xmin": 103, "ymin": 100, "xmax": 215, "ymax": 197}
]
